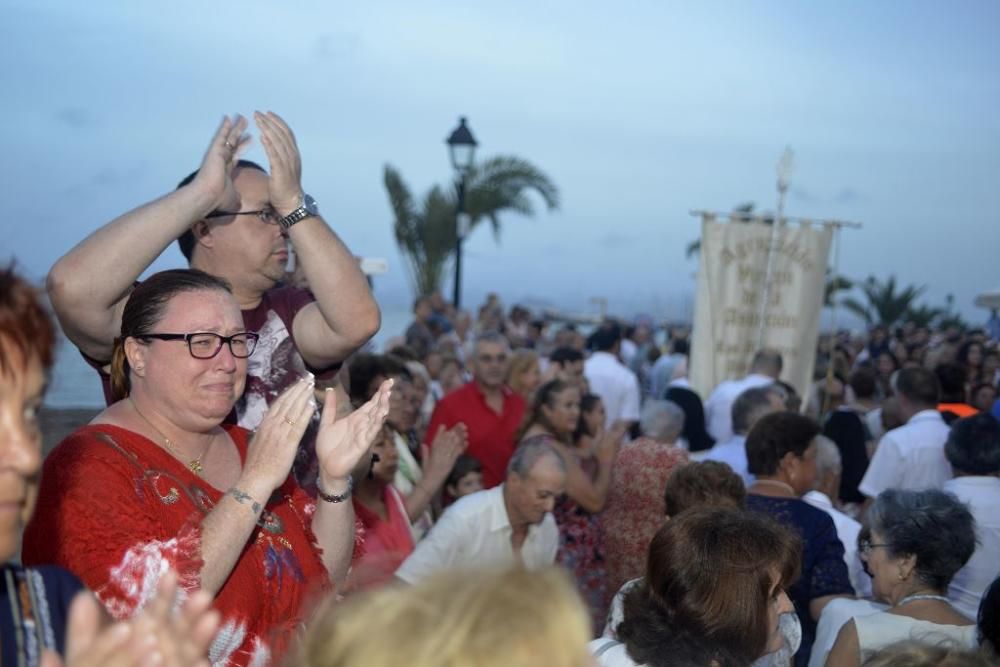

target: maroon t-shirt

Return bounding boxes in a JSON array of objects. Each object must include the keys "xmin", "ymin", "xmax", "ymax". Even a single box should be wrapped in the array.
[{"xmin": 83, "ymin": 285, "xmax": 328, "ymax": 430}]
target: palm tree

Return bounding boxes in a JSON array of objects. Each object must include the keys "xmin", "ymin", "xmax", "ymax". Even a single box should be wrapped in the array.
[
  {"xmin": 903, "ymin": 303, "xmax": 944, "ymax": 328},
  {"xmin": 384, "ymin": 156, "xmax": 559, "ymax": 297},
  {"xmin": 841, "ymin": 275, "xmax": 926, "ymax": 327}
]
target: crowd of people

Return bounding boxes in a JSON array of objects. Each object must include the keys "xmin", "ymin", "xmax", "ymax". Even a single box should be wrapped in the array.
[{"xmin": 3, "ymin": 114, "xmax": 1000, "ymax": 667}]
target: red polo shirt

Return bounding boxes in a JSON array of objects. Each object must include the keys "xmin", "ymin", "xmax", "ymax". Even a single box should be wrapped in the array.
[{"xmin": 424, "ymin": 381, "xmax": 526, "ymax": 488}]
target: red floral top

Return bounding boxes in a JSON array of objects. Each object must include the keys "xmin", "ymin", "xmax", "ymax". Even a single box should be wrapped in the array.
[
  {"xmin": 599, "ymin": 438, "xmax": 688, "ymax": 606},
  {"xmin": 22, "ymin": 424, "xmax": 333, "ymax": 666}
]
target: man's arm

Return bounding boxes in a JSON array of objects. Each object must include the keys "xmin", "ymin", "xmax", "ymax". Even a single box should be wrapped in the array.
[
  {"xmin": 46, "ymin": 116, "xmax": 249, "ymax": 362},
  {"xmin": 395, "ymin": 503, "xmax": 466, "ymax": 584},
  {"xmin": 856, "ymin": 433, "xmax": 900, "ymax": 502},
  {"xmin": 255, "ymin": 112, "xmax": 380, "ymax": 369}
]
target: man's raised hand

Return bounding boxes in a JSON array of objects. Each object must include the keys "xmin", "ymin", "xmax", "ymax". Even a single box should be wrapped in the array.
[
  {"xmin": 189, "ymin": 114, "xmax": 250, "ymax": 216},
  {"xmin": 253, "ymin": 111, "xmax": 304, "ymax": 216}
]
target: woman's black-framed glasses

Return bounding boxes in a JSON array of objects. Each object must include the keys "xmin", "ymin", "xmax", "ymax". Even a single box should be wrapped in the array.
[
  {"xmin": 205, "ymin": 209, "xmax": 279, "ymax": 225},
  {"xmin": 139, "ymin": 332, "xmax": 260, "ymax": 359},
  {"xmin": 859, "ymin": 538, "xmax": 891, "ymax": 557}
]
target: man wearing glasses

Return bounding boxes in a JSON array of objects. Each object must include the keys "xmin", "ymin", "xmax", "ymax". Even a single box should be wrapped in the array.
[{"xmin": 46, "ymin": 112, "xmax": 380, "ymax": 430}]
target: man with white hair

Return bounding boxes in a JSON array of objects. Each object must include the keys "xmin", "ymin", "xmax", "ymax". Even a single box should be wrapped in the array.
[
  {"xmin": 396, "ymin": 437, "xmax": 565, "ymax": 583},
  {"xmin": 803, "ymin": 436, "xmax": 870, "ymax": 598},
  {"xmin": 697, "ymin": 385, "xmax": 784, "ymax": 485}
]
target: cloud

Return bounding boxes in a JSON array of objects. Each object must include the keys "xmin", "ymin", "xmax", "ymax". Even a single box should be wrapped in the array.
[
  {"xmin": 834, "ymin": 187, "xmax": 862, "ymax": 204},
  {"xmin": 791, "ymin": 186, "xmax": 820, "ymax": 203},
  {"xmin": 598, "ymin": 232, "xmax": 636, "ymax": 248},
  {"xmin": 312, "ymin": 32, "xmax": 361, "ymax": 61},
  {"xmin": 54, "ymin": 107, "xmax": 96, "ymax": 129}
]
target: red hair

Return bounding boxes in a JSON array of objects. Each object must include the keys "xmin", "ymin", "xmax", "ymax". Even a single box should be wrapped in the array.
[{"xmin": 0, "ymin": 266, "xmax": 56, "ymax": 376}]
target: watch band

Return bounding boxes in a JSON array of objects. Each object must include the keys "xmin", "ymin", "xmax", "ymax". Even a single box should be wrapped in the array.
[
  {"xmin": 277, "ymin": 193, "xmax": 317, "ymax": 230},
  {"xmin": 278, "ymin": 206, "xmax": 311, "ymax": 230}
]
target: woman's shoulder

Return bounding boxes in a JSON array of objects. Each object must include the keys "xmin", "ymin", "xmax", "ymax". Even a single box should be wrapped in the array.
[
  {"xmin": 855, "ymin": 610, "xmax": 978, "ymax": 649},
  {"xmin": 45, "ymin": 424, "xmax": 149, "ymax": 471}
]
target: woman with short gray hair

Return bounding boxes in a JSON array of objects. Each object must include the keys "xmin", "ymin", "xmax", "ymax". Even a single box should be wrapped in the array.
[
  {"xmin": 601, "ymin": 400, "xmax": 689, "ymax": 609},
  {"xmin": 826, "ymin": 489, "xmax": 979, "ymax": 666}
]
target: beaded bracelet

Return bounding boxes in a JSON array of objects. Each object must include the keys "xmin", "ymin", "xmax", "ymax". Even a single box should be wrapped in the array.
[{"xmin": 317, "ymin": 476, "xmax": 353, "ymax": 503}]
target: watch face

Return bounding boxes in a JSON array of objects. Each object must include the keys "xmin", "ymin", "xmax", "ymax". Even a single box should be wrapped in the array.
[{"xmin": 303, "ymin": 194, "xmax": 319, "ymax": 215}]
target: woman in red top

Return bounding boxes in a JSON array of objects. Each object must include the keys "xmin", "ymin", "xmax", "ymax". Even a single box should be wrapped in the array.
[
  {"xmin": 348, "ymin": 425, "xmax": 415, "ymax": 590},
  {"xmin": 23, "ymin": 269, "xmax": 390, "ymax": 666}
]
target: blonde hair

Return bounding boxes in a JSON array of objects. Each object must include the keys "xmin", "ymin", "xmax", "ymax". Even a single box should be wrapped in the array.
[
  {"xmin": 861, "ymin": 641, "xmax": 996, "ymax": 667},
  {"xmin": 296, "ymin": 568, "xmax": 592, "ymax": 667},
  {"xmin": 505, "ymin": 349, "xmax": 539, "ymax": 396}
]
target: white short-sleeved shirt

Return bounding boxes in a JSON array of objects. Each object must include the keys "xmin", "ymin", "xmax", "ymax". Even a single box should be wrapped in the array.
[
  {"xmin": 802, "ymin": 491, "xmax": 871, "ymax": 598},
  {"xmin": 857, "ymin": 410, "xmax": 951, "ymax": 498},
  {"xmin": 699, "ymin": 435, "xmax": 754, "ymax": 486},
  {"xmin": 943, "ymin": 476, "xmax": 1000, "ymax": 619},
  {"xmin": 585, "ymin": 351, "xmax": 641, "ymax": 429},
  {"xmin": 703, "ymin": 374, "xmax": 774, "ymax": 442},
  {"xmin": 394, "ymin": 485, "xmax": 558, "ymax": 584}
]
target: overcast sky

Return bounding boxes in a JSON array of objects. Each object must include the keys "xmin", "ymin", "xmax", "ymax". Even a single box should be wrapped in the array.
[{"xmin": 3, "ymin": 0, "xmax": 999, "ymax": 326}]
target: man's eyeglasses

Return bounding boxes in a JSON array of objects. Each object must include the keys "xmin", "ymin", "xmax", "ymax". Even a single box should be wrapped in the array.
[
  {"xmin": 139, "ymin": 332, "xmax": 260, "ymax": 359},
  {"xmin": 859, "ymin": 539, "xmax": 891, "ymax": 556},
  {"xmin": 205, "ymin": 209, "xmax": 279, "ymax": 225}
]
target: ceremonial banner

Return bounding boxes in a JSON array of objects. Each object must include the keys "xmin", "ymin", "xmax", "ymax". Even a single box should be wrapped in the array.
[{"xmin": 689, "ymin": 216, "xmax": 833, "ymax": 400}]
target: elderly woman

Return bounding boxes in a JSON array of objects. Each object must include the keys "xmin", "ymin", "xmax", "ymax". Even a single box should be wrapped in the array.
[
  {"xmin": 520, "ymin": 378, "xmax": 624, "ymax": 632},
  {"xmin": 600, "ymin": 400, "xmax": 688, "ymax": 602},
  {"xmin": 744, "ymin": 411, "xmax": 854, "ymax": 666},
  {"xmin": 826, "ymin": 489, "xmax": 979, "ymax": 666},
  {"xmin": 591, "ymin": 507, "xmax": 800, "ymax": 666},
  {"xmin": 1, "ymin": 268, "xmax": 222, "ymax": 666},
  {"xmin": 22, "ymin": 269, "xmax": 391, "ymax": 666}
]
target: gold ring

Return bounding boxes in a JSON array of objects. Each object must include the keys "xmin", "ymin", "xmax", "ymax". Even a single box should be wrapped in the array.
[{"xmin": 283, "ymin": 417, "xmax": 296, "ymax": 426}]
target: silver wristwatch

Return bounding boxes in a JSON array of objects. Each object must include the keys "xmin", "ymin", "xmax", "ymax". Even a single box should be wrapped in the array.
[{"xmin": 277, "ymin": 193, "xmax": 319, "ymax": 230}]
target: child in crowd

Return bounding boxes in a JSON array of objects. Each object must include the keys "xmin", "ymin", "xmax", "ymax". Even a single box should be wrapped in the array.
[{"xmin": 445, "ymin": 455, "xmax": 485, "ymax": 503}]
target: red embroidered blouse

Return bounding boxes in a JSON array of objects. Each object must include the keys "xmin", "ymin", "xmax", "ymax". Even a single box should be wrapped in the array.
[{"xmin": 22, "ymin": 424, "xmax": 332, "ymax": 666}]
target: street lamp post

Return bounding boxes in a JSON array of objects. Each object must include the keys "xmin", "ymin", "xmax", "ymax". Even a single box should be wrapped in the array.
[{"xmin": 446, "ymin": 117, "xmax": 478, "ymax": 309}]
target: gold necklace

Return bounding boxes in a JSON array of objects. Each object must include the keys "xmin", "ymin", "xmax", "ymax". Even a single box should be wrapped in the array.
[{"xmin": 130, "ymin": 398, "xmax": 212, "ymax": 475}]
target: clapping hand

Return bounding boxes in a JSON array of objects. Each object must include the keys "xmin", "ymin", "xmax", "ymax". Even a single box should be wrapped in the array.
[
  {"xmin": 596, "ymin": 422, "xmax": 627, "ymax": 465},
  {"xmin": 190, "ymin": 114, "xmax": 251, "ymax": 216},
  {"xmin": 316, "ymin": 379, "xmax": 392, "ymax": 483},
  {"xmin": 254, "ymin": 111, "xmax": 303, "ymax": 217},
  {"xmin": 41, "ymin": 570, "xmax": 220, "ymax": 667},
  {"xmin": 420, "ymin": 423, "xmax": 469, "ymax": 485}
]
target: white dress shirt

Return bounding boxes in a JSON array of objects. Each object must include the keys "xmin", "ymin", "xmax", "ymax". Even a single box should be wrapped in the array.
[
  {"xmin": 703, "ymin": 373, "xmax": 774, "ymax": 442},
  {"xmin": 803, "ymin": 490, "xmax": 871, "ymax": 598},
  {"xmin": 858, "ymin": 409, "xmax": 952, "ymax": 498},
  {"xmin": 395, "ymin": 485, "xmax": 558, "ymax": 583},
  {"xmin": 699, "ymin": 435, "xmax": 754, "ymax": 486},
  {"xmin": 943, "ymin": 475, "xmax": 1000, "ymax": 619},
  {"xmin": 585, "ymin": 351, "xmax": 641, "ymax": 429}
]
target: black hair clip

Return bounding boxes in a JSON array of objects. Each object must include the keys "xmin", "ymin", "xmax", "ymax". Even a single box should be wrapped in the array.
[{"xmin": 367, "ymin": 452, "xmax": 381, "ymax": 479}]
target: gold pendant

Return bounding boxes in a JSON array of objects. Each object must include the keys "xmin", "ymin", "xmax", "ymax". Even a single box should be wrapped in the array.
[{"xmin": 189, "ymin": 459, "xmax": 204, "ymax": 475}]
